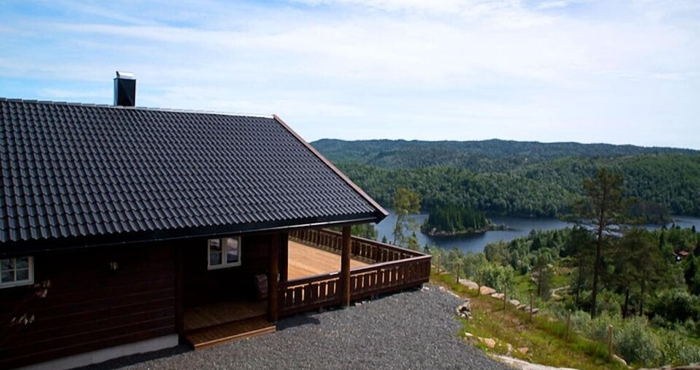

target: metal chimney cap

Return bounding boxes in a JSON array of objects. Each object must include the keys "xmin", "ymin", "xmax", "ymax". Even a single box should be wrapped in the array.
[{"xmin": 115, "ymin": 71, "xmax": 134, "ymax": 79}]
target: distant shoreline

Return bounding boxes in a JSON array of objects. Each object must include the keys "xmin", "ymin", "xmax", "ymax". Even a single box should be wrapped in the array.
[{"xmin": 425, "ymin": 223, "xmax": 510, "ymax": 237}]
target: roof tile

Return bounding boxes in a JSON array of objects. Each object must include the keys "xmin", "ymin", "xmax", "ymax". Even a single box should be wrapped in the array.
[{"xmin": 1, "ymin": 99, "xmax": 385, "ymax": 245}]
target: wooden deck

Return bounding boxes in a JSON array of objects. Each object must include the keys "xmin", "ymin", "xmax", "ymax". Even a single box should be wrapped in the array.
[
  {"xmin": 185, "ymin": 316, "xmax": 276, "ymax": 349},
  {"xmin": 183, "ymin": 234, "xmax": 430, "ymax": 349},
  {"xmin": 184, "ymin": 300, "xmax": 268, "ymax": 331},
  {"xmin": 184, "ymin": 300, "xmax": 271, "ymax": 349},
  {"xmin": 288, "ymin": 240, "xmax": 367, "ymax": 280},
  {"xmin": 183, "ymin": 242, "xmax": 365, "ymax": 349}
]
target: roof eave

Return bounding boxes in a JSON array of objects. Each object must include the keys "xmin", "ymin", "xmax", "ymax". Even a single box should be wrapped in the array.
[
  {"xmin": 272, "ymin": 114, "xmax": 389, "ymax": 220},
  {"xmin": 0, "ymin": 213, "xmax": 383, "ymax": 257}
]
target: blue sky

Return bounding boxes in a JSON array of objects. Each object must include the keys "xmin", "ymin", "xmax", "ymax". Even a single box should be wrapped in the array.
[{"xmin": 1, "ymin": 0, "xmax": 699, "ymax": 148}]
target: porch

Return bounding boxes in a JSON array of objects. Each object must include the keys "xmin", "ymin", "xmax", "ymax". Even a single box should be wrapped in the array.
[{"xmin": 183, "ymin": 228, "xmax": 431, "ymax": 349}]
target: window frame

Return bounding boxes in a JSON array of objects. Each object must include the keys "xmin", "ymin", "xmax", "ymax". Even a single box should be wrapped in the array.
[
  {"xmin": 207, "ymin": 237, "xmax": 242, "ymax": 270},
  {"xmin": 0, "ymin": 256, "xmax": 35, "ymax": 289}
]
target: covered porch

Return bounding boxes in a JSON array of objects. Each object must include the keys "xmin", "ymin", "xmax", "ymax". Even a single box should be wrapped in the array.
[{"xmin": 182, "ymin": 227, "xmax": 431, "ymax": 349}]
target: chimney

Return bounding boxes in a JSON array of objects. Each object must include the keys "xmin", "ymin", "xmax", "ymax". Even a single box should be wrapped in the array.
[{"xmin": 114, "ymin": 71, "xmax": 136, "ymax": 107}]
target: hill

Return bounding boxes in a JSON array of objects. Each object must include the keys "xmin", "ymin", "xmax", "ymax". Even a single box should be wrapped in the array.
[{"xmin": 310, "ymin": 139, "xmax": 700, "ymax": 218}]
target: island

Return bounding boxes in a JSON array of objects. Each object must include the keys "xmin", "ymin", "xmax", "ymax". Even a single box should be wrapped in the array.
[{"xmin": 421, "ymin": 205, "xmax": 507, "ymax": 236}]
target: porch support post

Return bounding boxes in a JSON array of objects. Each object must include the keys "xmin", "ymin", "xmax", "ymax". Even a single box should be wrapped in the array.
[
  {"xmin": 340, "ymin": 225, "xmax": 352, "ymax": 307},
  {"xmin": 175, "ymin": 243, "xmax": 184, "ymax": 334},
  {"xmin": 280, "ymin": 232, "xmax": 289, "ymax": 283},
  {"xmin": 269, "ymin": 232, "xmax": 280, "ymax": 322}
]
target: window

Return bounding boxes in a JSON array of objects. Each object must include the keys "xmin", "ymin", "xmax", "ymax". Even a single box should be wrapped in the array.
[
  {"xmin": 208, "ymin": 237, "xmax": 241, "ymax": 270},
  {"xmin": 0, "ymin": 257, "xmax": 34, "ymax": 288}
]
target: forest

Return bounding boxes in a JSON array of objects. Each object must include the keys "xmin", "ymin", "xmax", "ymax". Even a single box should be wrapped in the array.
[
  {"xmin": 413, "ymin": 169, "xmax": 700, "ymax": 367},
  {"xmin": 312, "ymin": 139, "xmax": 700, "ymax": 219},
  {"xmin": 313, "ymin": 139, "xmax": 700, "ymax": 366}
]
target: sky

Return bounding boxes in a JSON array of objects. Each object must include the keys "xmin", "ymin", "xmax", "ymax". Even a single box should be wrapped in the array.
[{"xmin": 1, "ymin": 0, "xmax": 698, "ymax": 149}]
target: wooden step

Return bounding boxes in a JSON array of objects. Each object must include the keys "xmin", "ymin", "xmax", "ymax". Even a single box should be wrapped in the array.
[{"xmin": 185, "ymin": 316, "xmax": 276, "ymax": 350}]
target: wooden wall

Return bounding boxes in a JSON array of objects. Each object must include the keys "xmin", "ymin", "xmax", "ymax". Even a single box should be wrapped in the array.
[
  {"xmin": 182, "ymin": 233, "xmax": 281, "ymax": 308},
  {"xmin": 0, "ymin": 242, "xmax": 176, "ymax": 369}
]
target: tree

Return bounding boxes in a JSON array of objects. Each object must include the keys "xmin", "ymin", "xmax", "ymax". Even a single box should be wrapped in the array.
[
  {"xmin": 406, "ymin": 232, "xmax": 421, "ymax": 251},
  {"xmin": 391, "ymin": 187, "xmax": 421, "ymax": 247},
  {"xmin": 352, "ymin": 223, "xmax": 378, "ymax": 240},
  {"xmin": 573, "ymin": 167, "xmax": 627, "ymax": 318},
  {"xmin": 613, "ymin": 228, "xmax": 665, "ymax": 317},
  {"xmin": 533, "ymin": 249, "xmax": 553, "ymax": 300}
]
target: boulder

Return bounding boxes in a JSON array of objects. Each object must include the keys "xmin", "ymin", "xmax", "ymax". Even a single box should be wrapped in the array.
[
  {"xmin": 456, "ymin": 299, "xmax": 472, "ymax": 319},
  {"xmin": 479, "ymin": 337, "xmax": 496, "ymax": 348},
  {"xmin": 480, "ymin": 286, "xmax": 496, "ymax": 295},
  {"xmin": 459, "ymin": 279, "xmax": 479, "ymax": 290}
]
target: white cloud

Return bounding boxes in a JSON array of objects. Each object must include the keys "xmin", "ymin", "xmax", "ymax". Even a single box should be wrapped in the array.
[{"xmin": 0, "ymin": 0, "xmax": 698, "ymax": 148}]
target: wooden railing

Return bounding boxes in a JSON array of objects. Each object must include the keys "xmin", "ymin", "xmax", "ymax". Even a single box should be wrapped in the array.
[
  {"xmin": 280, "ymin": 272, "xmax": 341, "ymax": 317},
  {"xmin": 349, "ymin": 255, "xmax": 431, "ymax": 301},
  {"xmin": 289, "ymin": 229, "xmax": 425, "ymax": 263},
  {"xmin": 281, "ymin": 229, "xmax": 431, "ymax": 317}
]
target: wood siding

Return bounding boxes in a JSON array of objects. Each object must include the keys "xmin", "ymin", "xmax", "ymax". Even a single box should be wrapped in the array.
[
  {"xmin": 0, "ymin": 242, "xmax": 176, "ymax": 370},
  {"xmin": 182, "ymin": 233, "xmax": 285, "ymax": 308}
]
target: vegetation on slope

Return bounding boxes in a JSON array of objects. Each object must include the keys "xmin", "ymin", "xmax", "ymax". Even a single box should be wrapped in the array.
[{"xmin": 312, "ymin": 139, "xmax": 700, "ymax": 218}]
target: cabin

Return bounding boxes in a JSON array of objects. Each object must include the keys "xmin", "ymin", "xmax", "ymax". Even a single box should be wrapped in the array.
[{"xmin": 0, "ymin": 74, "xmax": 431, "ymax": 370}]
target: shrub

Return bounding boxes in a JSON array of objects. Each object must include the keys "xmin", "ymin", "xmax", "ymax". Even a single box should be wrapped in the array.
[
  {"xmin": 651, "ymin": 289, "xmax": 700, "ymax": 325},
  {"xmin": 613, "ymin": 316, "xmax": 663, "ymax": 365}
]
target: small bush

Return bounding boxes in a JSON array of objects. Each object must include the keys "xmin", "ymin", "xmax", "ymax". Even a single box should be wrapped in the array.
[{"xmin": 613, "ymin": 316, "xmax": 662, "ymax": 365}]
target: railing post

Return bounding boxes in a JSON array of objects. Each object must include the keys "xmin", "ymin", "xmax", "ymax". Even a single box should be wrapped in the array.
[{"xmin": 340, "ymin": 226, "xmax": 351, "ymax": 307}]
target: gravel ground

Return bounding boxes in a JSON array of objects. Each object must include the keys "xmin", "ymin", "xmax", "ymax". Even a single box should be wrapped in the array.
[{"xmin": 81, "ymin": 285, "xmax": 513, "ymax": 370}]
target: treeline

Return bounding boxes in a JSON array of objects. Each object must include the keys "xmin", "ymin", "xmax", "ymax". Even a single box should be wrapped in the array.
[
  {"xmin": 336, "ymin": 163, "xmax": 582, "ymax": 217},
  {"xmin": 422, "ymin": 205, "xmax": 490, "ymax": 234},
  {"xmin": 313, "ymin": 139, "xmax": 700, "ymax": 217},
  {"xmin": 313, "ymin": 139, "xmax": 697, "ymax": 169}
]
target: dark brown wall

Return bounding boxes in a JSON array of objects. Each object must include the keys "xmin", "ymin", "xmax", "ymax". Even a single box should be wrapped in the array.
[
  {"xmin": 182, "ymin": 233, "xmax": 275, "ymax": 307},
  {"xmin": 0, "ymin": 242, "xmax": 176, "ymax": 369}
]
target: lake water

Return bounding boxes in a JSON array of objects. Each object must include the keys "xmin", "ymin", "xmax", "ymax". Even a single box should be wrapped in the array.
[{"xmin": 375, "ymin": 210, "xmax": 700, "ymax": 254}]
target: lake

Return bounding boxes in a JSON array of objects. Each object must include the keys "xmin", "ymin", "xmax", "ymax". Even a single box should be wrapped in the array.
[{"xmin": 375, "ymin": 210, "xmax": 700, "ymax": 254}]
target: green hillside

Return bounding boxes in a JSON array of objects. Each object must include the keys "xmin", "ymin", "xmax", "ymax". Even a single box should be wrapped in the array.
[{"xmin": 311, "ymin": 139, "xmax": 700, "ymax": 218}]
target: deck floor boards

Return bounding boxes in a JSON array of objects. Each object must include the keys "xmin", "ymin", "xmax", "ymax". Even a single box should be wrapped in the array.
[
  {"xmin": 287, "ymin": 241, "xmax": 367, "ymax": 280},
  {"xmin": 184, "ymin": 300, "xmax": 268, "ymax": 331},
  {"xmin": 185, "ymin": 316, "xmax": 276, "ymax": 349}
]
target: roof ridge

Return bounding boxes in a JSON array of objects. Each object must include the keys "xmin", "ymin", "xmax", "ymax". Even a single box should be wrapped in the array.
[{"xmin": 0, "ymin": 97, "xmax": 273, "ymax": 119}]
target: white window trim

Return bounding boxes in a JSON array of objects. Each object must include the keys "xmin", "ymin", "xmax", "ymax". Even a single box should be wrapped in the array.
[
  {"xmin": 0, "ymin": 256, "xmax": 35, "ymax": 289},
  {"xmin": 207, "ymin": 237, "xmax": 242, "ymax": 270}
]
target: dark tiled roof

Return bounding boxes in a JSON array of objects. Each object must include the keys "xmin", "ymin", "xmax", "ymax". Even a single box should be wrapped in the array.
[{"xmin": 0, "ymin": 99, "xmax": 386, "ymax": 250}]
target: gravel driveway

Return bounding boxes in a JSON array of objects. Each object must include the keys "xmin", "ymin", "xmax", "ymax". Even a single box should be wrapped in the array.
[{"xmin": 83, "ymin": 285, "xmax": 512, "ymax": 370}]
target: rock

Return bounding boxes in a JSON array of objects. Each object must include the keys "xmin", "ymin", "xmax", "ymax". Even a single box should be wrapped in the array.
[
  {"xmin": 464, "ymin": 332, "xmax": 473, "ymax": 338},
  {"xmin": 456, "ymin": 300, "xmax": 472, "ymax": 319},
  {"xmin": 491, "ymin": 293, "xmax": 505, "ymax": 300},
  {"xmin": 479, "ymin": 337, "xmax": 496, "ymax": 348},
  {"xmin": 506, "ymin": 343, "xmax": 513, "ymax": 355},
  {"xmin": 518, "ymin": 347, "xmax": 529, "ymax": 355},
  {"xmin": 612, "ymin": 355, "xmax": 627, "ymax": 366},
  {"xmin": 459, "ymin": 279, "xmax": 479, "ymax": 290},
  {"xmin": 480, "ymin": 286, "xmax": 496, "ymax": 295},
  {"xmin": 421, "ymin": 286, "xmax": 430, "ymax": 291},
  {"xmin": 508, "ymin": 299, "xmax": 520, "ymax": 306}
]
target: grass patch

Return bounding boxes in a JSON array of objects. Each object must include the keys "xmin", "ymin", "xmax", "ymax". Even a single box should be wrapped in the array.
[{"xmin": 432, "ymin": 270, "xmax": 627, "ymax": 370}]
